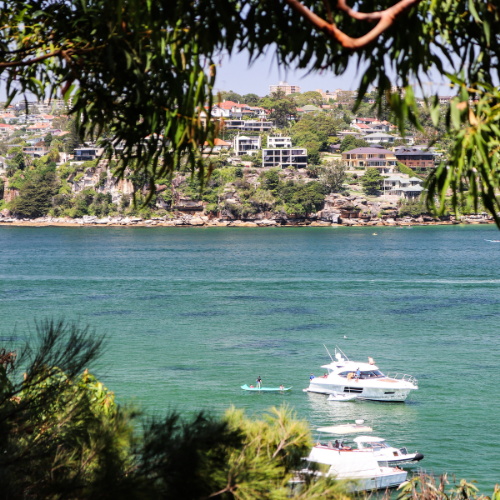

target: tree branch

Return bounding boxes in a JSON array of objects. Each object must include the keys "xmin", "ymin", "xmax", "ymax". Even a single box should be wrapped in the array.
[
  {"xmin": 0, "ymin": 49, "xmax": 63, "ymax": 68},
  {"xmin": 283, "ymin": 0, "xmax": 423, "ymax": 50}
]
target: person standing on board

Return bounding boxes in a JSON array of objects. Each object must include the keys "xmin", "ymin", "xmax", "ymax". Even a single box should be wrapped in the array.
[{"xmin": 256, "ymin": 376, "xmax": 262, "ymax": 388}]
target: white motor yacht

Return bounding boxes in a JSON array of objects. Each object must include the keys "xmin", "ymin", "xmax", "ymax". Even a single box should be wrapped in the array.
[
  {"xmin": 305, "ymin": 347, "xmax": 418, "ymax": 402},
  {"xmin": 300, "ymin": 446, "xmax": 408, "ymax": 492},
  {"xmin": 294, "ymin": 421, "xmax": 411, "ymax": 492},
  {"xmin": 353, "ymin": 436, "xmax": 424, "ymax": 466}
]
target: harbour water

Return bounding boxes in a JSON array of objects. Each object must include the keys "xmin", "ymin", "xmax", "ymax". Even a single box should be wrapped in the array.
[{"xmin": 0, "ymin": 225, "xmax": 499, "ymax": 491}]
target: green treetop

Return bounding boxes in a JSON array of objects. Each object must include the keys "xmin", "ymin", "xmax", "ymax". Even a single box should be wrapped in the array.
[{"xmin": 361, "ymin": 167, "xmax": 384, "ymax": 195}]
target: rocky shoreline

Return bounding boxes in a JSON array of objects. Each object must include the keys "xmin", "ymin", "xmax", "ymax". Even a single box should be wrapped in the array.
[
  {"xmin": 0, "ymin": 193, "xmax": 494, "ymax": 228},
  {"xmin": 0, "ymin": 213, "xmax": 494, "ymax": 228}
]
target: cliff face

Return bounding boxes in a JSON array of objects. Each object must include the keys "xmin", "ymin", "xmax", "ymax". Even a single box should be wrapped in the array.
[
  {"xmin": 69, "ymin": 163, "xmax": 134, "ymax": 203},
  {"xmin": 2, "ymin": 177, "xmax": 19, "ymax": 203}
]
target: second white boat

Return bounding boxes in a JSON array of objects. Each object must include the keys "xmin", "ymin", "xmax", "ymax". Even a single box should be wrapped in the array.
[{"xmin": 305, "ymin": 347, "xmax": 418, "ymax": 402}]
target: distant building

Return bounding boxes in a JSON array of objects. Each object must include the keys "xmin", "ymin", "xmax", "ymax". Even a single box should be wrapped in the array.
[
  {"xmin": 234, "ymin": 135, "xmax": 262, "ymax": 155},
  {"xmin": 74, "ymin": 147, "xmax": 104, "ymax": 162},
  {"xmin": 342, "ymin": 147, "xmax": 397, "ymax": 173},
  {"xmin": 382, "ymin": 175, "xmax": 424, "ymax": 198},
  {"xmin": 262, "ymin": 148, "xmax": 307, "ymax": 168},
  {"xmin": 301, "ymin": 104, "xmax": 321, "ymax": 114},
  {"xmin": 394, "ymin": 148, "xmax": 434, "ymax": 170},
  {"xmin": 267, "ymin": 135, "xmax": 292, "ymax": 148},
  {"xmin": 22, "ymin": 143, "xmax": 48, "ymax": 158},
  {"xmin": 364, "ymin": 133, "xmax": 397, "ymax": 144},
  {"xmin": 269, "ymin": 81, "xmax": 301, "ymax": 95},
  {"xmin": 223, "ymin": 120, "xmax": 274, "ymax": 132}
]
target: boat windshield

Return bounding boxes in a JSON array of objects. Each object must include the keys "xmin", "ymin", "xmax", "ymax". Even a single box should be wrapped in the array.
[
  {"xmin": 363, "ymin": 441, "xmax": 389, "ymax": 449},
  {"xmin": 338, "ymin": 370, "xmax": 385, "ymax": 379}
]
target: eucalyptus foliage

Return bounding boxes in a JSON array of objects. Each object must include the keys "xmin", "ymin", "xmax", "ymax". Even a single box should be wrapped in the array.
[{"xmin": 1, "ymin": 0, "xmax": 500, "ymax": 221}]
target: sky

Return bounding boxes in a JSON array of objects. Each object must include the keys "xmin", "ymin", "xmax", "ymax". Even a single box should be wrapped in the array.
[
  {"xmin": 0, "ymin": 48, "xmax": 453, "ymax": 103},
  {"xmin": 214, "ymin": 50, "xmax": 453, "ymax": 98}
]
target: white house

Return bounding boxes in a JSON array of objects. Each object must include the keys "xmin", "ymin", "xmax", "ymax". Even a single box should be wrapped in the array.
[
  {"xmin": 233, "ymin": 135, "xmax": 262, "ymax": 155},
  {"xmin": 364, "ymin": 132, "xmax": 396, "ymax": 144},
  {"xmin": 211, "ymin": 106, "xmax": 232, "ymax": 118},
  {"xmin": 382, "ymin": 175, "xmax": 424, "ymax": 198},
  {"xmin": 267, "ymin": 135, "xmax": 292, "ymax": 148}
]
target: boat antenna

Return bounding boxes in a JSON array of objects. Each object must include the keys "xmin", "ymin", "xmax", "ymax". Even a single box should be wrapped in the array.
[{"xmin": 323, "ymin": 344, "xmax": 334, "ymax": 362}]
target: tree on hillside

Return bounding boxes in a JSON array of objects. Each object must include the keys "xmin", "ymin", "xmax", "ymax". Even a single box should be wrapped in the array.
[
  {"xmin": 361, "ymin": 168, "xmax": 384, "ymax": 195},
  {"xmin": 291, "ymin": 114, "xmax": 343, "ymax": 150},
  {"xmin": 259, "ymin": 91, "xmax": 298, "ymax": 128},
  {"xmin": 219, "ymin": 90, "xmax": 243, "ymax": 103},
  {"xmin": 319, "ymin": 161, "xmax": 347, "ymax": 193},
  {"xmin": 43, "ymin": 132, "xmax": 53, "ymax": 147},
  {"xmin": 10, "ymin": 176, "xmax": 58, "ymax": 218},
  {"xmin": 1, "ymin": 0, "xmax": 500, "ymax": 222},
  {"xmin": 242, "ymin": 93, "xmax": 260, "ymax": 105},
  {"xmin": 339, "ymin": 135, "xmax": 370, "ymax": 152},
  {"xmin": 293, "ymin": 91, "xmax": 324, "ymax": 107}
]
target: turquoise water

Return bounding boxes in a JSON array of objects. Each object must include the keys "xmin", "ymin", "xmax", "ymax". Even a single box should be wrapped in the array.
[{"xmin": 0, "ymin": 225, "xmax": 499, "ymax": 490}]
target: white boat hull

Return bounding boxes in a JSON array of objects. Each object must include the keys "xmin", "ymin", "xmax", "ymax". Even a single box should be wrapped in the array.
[
  {"xmin": 346, "ymin": 470, "xmax": 408, "ymax": 492},
  {"xmin": 306, "ymin": 382, "xmax": 413, "ymax": 402}
]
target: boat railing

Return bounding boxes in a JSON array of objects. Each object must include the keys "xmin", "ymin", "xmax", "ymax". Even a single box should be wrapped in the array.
[{"xmin": 386, "ymin": 373, "xmax": 418, "ymax": 387}]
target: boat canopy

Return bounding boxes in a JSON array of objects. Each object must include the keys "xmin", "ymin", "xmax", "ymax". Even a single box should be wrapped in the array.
[
  {"xmin": 353, "ymin": 436, "xmax": 386, "ymax": 443},
  {"xmin": 320, "ymin": 361, "xmax": 379, "ymax": 371},
  {"xmin": 317, "ymin": 424, "xmax": 373, "ymax": 435}
]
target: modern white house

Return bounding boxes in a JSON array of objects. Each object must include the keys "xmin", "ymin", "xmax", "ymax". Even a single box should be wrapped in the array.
[
  {"xmin": 233, "ymin": 135, "xmax": 262, "ymax": 155},
  {"xmin": 364, "ymin": 132, "xmax": 396, "ymax": 144},
  {"xmin": 262, "ymin": 148, "xmax": 307, "ymax": 168},
  {"xmin": 267, "ymin": 135, "xmax": 292, "ymax": 148},
  {"xmin": 382, "ymin": 175, "xmax": 424, "ymax": 198},
  {"xmin": 223, "ymin": 120, "xmax": 274, "ymax": 131}
]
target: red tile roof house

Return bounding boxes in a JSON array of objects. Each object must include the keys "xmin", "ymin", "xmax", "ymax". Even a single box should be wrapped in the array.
[
  {"xmin": 352, "ymin": 123, "xmax": 371, "ymax": 132},
  {"xmin": 0, "ymin": 124, "xmax": 15, "ymax": 137},
  {"xmin": 352, "ymin": 117, "xmax": 380, "ymax": 124},
  {"xmin": 202, "ymin": 138, "xmax": 232, "ymax": 152}
]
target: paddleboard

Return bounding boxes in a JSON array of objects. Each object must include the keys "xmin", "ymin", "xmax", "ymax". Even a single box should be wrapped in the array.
[
  {"xmin": 241, "ymin": 384, "xmax": 292, "ymax": 391},
  {"xmin": 485, "ymin": 239, "xmax": 500, "ymax": 242}
]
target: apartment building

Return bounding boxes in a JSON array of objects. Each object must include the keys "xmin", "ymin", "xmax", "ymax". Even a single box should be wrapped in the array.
[
  {"xmin": 269, "ymin": 81, "xmax": 301, "ymax": 95},
  {"xmin": 262, "ymin": 148, "xmax": 307, "ymax": 168},
  {"xmin": 223, "ymin": 120, "xmax": 274, "ymax": 131},
  {"xmin": 394, "ymin": 148, "xmax": 434, "ymax": 169},
  {"xmin": 234, "ymin": 135, "xmax": 262, "ymax": 155},
  {"xmin": 267, "ymin": 135, "xmax": 292, "ymax": 148},
  {"xmin": 342, "ymin": 147, "xmax": 397, "ymax": 173}
]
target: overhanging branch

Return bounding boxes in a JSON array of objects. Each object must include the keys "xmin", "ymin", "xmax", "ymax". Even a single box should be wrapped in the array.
[{"xmin": 283, "ymin": 0, "xmax": 423, "ymax": 50}]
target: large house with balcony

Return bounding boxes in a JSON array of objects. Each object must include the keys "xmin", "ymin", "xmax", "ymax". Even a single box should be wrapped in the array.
[
  {"xmin": 223, "ymin": 119, "xmax": 274, "ymax": 131},
  {"xmin": 342, "ymin": 147, "xmax": 397, "ymax": 173},
  {"xmin": 394, "ymin": 148, "xmax": 434, "ymax": 170},
  {"xmin": 383, "ymin": 175, "xmax": 424, "ymax": 198}
]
